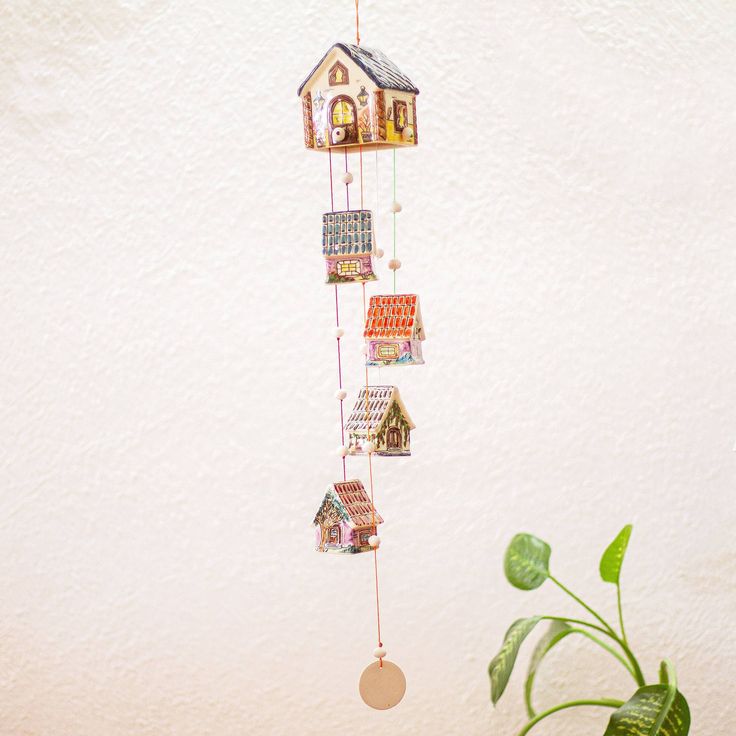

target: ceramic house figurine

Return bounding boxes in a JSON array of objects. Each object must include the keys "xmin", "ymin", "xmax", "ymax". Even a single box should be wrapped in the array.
[
  {"xmin": 364, "ymin": 294, "xmax": 425, "ymax": 366},
  {"xmin": 298, "ymin": 42, "xmax": 419, "ymax": 150},
  {"xmin": 313, "ymin": 479, "xmax": 383, "ymax": 554},
  {"xmin": 344, "ymin": 385, "xmax": 414, "ymax": 456},
  {"xmin": 323, "ymin": 209, "xmax": 377, "ymax": 283}
]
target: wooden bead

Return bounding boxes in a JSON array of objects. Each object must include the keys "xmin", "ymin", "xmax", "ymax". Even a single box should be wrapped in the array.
[
  {"xmin": 335, "ymin": 389, "xmax": 347, "ymax": 401},
  {"xmin": 373, "ymin": 646, "xmax": 387, "ymax": 659},
  {"xmin": 368, "ymin": 535, "xmax": 381, "ymax": 548},
  {"xmin": 341, "ymin": 171, "xmax": 354, "ymax": 185},
  {"xmin": 388, "ymin": 259, "xmax": 401, "ymax": 271},
  {"xmin": 375, "ymin": 247, "xmax": 384, "ymax": 259},
  {"xmin": 334, "ymin": 327, "xmax": 345, "ymax": 338},
  {"xmin": 390, "ymin": 201, "xmax": 402, "ymax": 213}
]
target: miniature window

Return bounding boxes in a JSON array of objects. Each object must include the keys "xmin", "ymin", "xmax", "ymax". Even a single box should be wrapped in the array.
[
  {"xmin": 377, "ymin": 343, "xmax": 399, "ymax": 359},
  {"xmin": 387, "ymin": 427, "xmax": 401, "ymax": 448},
  {"xmin": 337, "ymin": 260, "xmax": 361, "ymax": 275},
  {"xmin": 329, "ymin": 526, "xmax": 340, "ymax": 543},
  {"xmin": 360, "ymin": 532, "xmax": 370, "ymax": 545},
  {"xmin": 332, "ymin": 100, "xmax": 354, "ymax": 126},
  {"xmin": 329, "ymin": 61, "xmax": 349, "ymax": 86},
  {"xmin": 393, "ymin": 100, "xmax": 408, "ymax": 131}
]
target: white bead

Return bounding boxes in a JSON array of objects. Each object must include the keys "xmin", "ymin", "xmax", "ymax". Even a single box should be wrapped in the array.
[
  {"xmin": 362, "ymin": 440, "xmax": 375, "ymax": 454},
  {"xmin": 373, "ymin": 646, "xmax": 387, "ymax": 659},
  {"xmin": 361, "ymin": 344, "xmax": 369, "ymax": 355},
  {"xmin": 401, "ymin": 127, "xmax": 414, "ymax": 142},
  {"xmin": 390, "ymin": 201, "xmax": 402, "ymax": 213},
  {"xmin": 368, "ymin": 535, "xmax": 381, "ymax": 548},
  {"xmin": 335, "ymin": 389, "xmax": 347, "ymax": 401},
  {"xmin": 388, "ymin": 258, "xmax": 401, "ymax": 271},
  {"xmin": 334, "ymin": 327, "xmax": 345, "ymax": 339},
  {"xmin": 337, "ymin": 446, "xmax": 348, "ymax": 457},
  {"xmin": 341, "ymin": 171, "xmax": 354, "ymax": 185},
  {"xmin": 374, "ymin": 247, "xmax": 384, "ymax": 259},
  {"xmin": 332, "ymin": 127, "xmax": 346, "ymax": 144}
]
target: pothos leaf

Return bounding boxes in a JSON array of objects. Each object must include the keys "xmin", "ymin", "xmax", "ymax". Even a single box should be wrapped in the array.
[
  {"xmin": 600, "ymin": 524, "xmax": 633, "ymax": 585},
  {"xmin": 524, "ymin": 620, "xmax": 573, "ymax": 717},
  {"xmin": 603, "ymin": 684, "xmax": 690, "ymax": 736},
  {"xmin": 504, "ymin": 533, "xmax": 551, "ymax": 590},
  {"xmin": 488, "ymin": 616, "xmax": 541, "ymax": 705}
]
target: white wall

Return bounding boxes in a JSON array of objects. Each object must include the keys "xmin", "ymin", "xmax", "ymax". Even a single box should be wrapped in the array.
[{"xmin": 1, "ymin": 1, "xmax": 734, "ymax": 734}]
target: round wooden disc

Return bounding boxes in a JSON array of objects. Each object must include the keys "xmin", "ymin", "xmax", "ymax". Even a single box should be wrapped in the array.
[{"xmin": 359, "ymin": 660, "xmax": 406, "ymax": 710}]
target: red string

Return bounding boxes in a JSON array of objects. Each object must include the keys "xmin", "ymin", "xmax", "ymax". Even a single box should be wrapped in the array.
[
  {"xmin": 368, "ymin": 453, "xmax": 382, "ymax": 659},
  {"xmin": 344, "ymin": 149, "xmax": 350, "ymax": 210},
  {"xmin": 329, "ymin": 149, "xmax": 334, "ymax": 211},
  {"xmin": 359, "ymin": 145, "xmax": 364, "ymax": 210},
  {"xmin": 362, "ymin": 282, "xmax": 383, "ymax": 662},
  {"xmin": 355, "ymin": 0, "xmax": 360, "ymax": 45},
  {"xmin": 335, "ymin": 286, "xmax": 346, "ymax": 481}
]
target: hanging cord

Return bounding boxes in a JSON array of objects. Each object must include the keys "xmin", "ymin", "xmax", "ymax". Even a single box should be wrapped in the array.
[
  {"xmin": 392, "ymin": 149, "xmax": 397, "ymax": 294},
  {"xmin": 329, "ymin": 153, "xmax": 346, "ymax": 481},
  {"xmin": 335, "ymin": 287, "xmax": 347, "ymax": 481},
  {"xmin": 374, "ymin": 149, "xmax": 380, "ymax": 259},
  {"xmin": 359, "ymin": 145, "xmax": 364, "ymax": 210},
  {"xmin": 355, "ymin": 0, "xmax": 360, "ymax": 45},
  {"xmin": 362, "ymin": 282, "xmax": 383, "ymax": 662},
  {"xmin": 344, "ymin": 149, "xmax": 350, "ymax": 210}
]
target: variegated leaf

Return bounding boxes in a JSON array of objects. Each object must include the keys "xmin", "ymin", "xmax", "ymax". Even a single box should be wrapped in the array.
[
  {"xmin": 603, "ymin": 684, "xmax": 690, "ymax": 736},
  {"xmin": 504, "ymin": 533, "xmax": 551, "ymax": 590},
  {"xmin": 488, "ymin": 616, "xmax": 541, "ymax": 705},
  {"xmin": 600, "ymin": 525, "xmax": 633, "ymax": 585},
  {"xmin": 524, "ymin": 620, "xmax": 573, "ymax": 716}
]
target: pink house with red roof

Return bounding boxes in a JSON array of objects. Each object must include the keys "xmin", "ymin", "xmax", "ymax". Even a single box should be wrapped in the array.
[
  {"xmin": 364, "ymin": 294, "xmax": 425, "ymax": 366},
  {"xmin": 313, "ymin": 479, "xmax": 383, "ymax": 554}
]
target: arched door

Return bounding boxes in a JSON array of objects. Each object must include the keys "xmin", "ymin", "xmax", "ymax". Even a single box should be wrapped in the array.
[
  {"xmin": 329, "ymin": 96, "xmax": 358, "ymax": 144},
  {"xmin": 328, "ymin": 524, "xmax": 342, "ymax": 545},
  {"xmin": 387, "ymin": 426, "xmax": 402, "ymax": 450}
]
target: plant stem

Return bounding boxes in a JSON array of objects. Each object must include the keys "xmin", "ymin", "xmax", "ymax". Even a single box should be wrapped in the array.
[
  {"xmin": 547, "ymin": 578, "xmax": 646, "ymax": 685},
  {"xmin": 549, "ymin": 576, "xmax": 617, "ymax": 635},
  {"xmin": 538, "ymin": 616, "xmax": 610, "ymax": 637},
  {"xmin": 572, "ymin": 629, "xmax": 635, "ymax": 678},
  {"xmin": 524, "ymin": 627, "xmax": 635, "ymax": 717},
  {"xmin": 616, "ymin": 583, "xmax": 627, "ymax": 645},
  {"xmin": 516, "ymin": 699, "xmax": 624, "ymax": 736}
]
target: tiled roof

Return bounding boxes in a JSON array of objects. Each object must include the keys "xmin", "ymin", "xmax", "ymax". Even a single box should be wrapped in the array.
[
  {"xmin": 364, "ymin": 294, "xmax": 423, "ymax": 340},
  {"xmin": 323, "ymin": 210, "xmax": 374, "ymax": 257},
  {"xmin": 297, "ymin": 43, "xmax": 419, "ymax": 96},
  {"xmin": 344, "ymin": 385, "xmax": 415, "ymax": 433},
  {"xmin": 313, "ymin": 479, "xmax": 383, "ymax": 528}
]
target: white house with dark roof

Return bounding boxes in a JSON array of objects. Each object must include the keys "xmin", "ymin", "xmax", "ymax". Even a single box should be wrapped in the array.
[
  {"xmin": 344, "ymin": 385, "xmax": 415, "ymax": 456},
  {"xmin": 298, "ymin": 42, "xmax": 419, "ymax": 151},
  {"xmin": 322, "ymin": 209, "xmax": 378, "ymax": 284}
]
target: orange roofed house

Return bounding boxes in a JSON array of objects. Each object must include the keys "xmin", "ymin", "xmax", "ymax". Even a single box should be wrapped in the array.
[
  {"xmin": 313, "ymin": 479, "xmax": 383, "ymax": 554},
  {"xmin": 364, "ymin": 294, "xmax": 425, "ymax": 366}
]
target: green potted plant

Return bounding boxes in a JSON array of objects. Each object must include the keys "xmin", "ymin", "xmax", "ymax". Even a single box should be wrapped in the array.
[{"xmin": 488, "ymin": 525, "xmax": 690, "ymax": 735}]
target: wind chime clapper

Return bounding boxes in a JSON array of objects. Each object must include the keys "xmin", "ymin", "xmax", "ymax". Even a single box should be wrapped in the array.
[{"xmin": 298, "ymin": 28, "xmax": 424, "ymax": 711}]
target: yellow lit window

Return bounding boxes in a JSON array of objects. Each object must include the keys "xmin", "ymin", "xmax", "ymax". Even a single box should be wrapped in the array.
[
  {"xmin": 337, "ymin": 260, "xmax": 360, "ymax": 275},
  {"xmin": 332, "ymin": 100, "xmax": 354, "ymax": 126},
  {"xmin": 377, "ymin": 343, "xmax": 399, "ymax": 359}
]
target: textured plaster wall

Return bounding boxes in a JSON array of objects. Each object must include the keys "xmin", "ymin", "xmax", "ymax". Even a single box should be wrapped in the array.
[{"xmin": 1, "ymin": 1, "xmax": 735, "ymax": 735}]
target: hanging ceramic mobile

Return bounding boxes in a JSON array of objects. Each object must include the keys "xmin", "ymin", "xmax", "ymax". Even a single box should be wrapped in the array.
[{"xmin": 298, "ymin": 0, "xmax": 424, "ymax": 711}]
